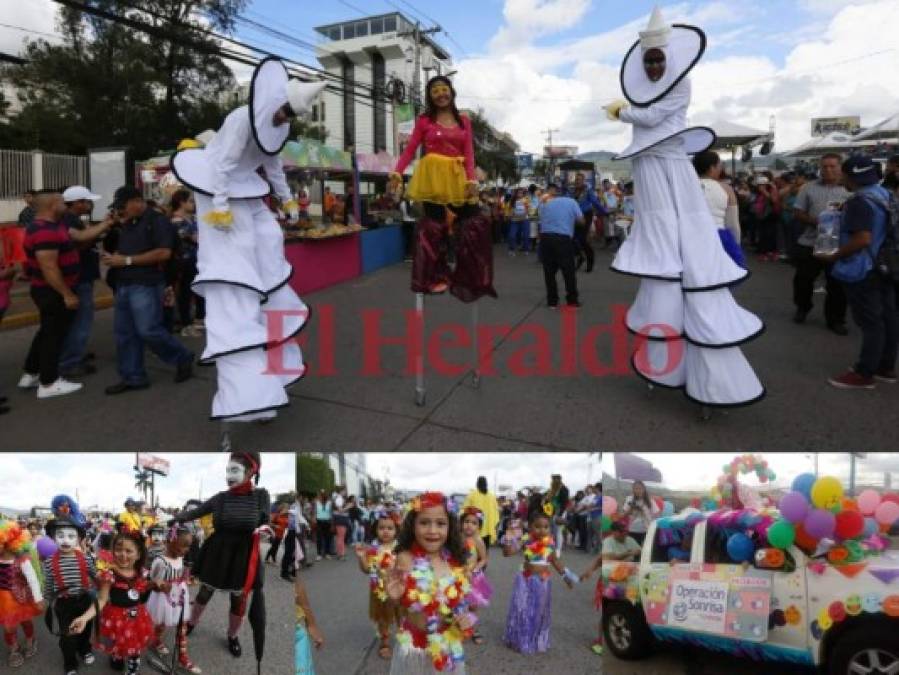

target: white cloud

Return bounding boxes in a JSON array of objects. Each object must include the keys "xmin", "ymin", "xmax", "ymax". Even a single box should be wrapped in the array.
[
  {"xmin": 0, "ymin": 0, "xmax": 60, "ymax": 56},
  {"xmin": 491, "ymin": 0, "xmax": 592, "ymax": 52}
]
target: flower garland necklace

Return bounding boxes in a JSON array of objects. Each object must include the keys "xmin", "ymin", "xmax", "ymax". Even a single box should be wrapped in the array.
[
  {"xmin": 367, "ymin": 541, "xmax": 396, "ymax": 603},
  {"xmin": 397, "ymin": 543, "xmax": 473, "ymax": 672},
  {"xmin": 522, "ymin": 534, "xmax": 554, "ymax": 563}
]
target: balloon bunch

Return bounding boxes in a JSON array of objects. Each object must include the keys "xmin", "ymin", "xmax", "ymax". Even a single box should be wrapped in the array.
[
  {"xmin": 767, "ymin": 474, "xmax": 898, "ymax": 562},
  {"xmin": 716, "ymin": 454, "xmax": 776, "ymax": 503}
]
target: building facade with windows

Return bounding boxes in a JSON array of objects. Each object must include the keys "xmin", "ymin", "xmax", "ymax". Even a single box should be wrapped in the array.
[{"xmin": 313, "ymin": 12, "xmax": 452, "ymax": 155}]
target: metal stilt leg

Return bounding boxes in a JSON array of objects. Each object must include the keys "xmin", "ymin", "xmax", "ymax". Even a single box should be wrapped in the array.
[
  {"xmin": 414, "ymin": 292, "xmax": 426, "ymax": 407},
  {"xmin": 471, "ymin": 302, "xmax": 481, "ymax": 388},
  {"xmin": 700, "ymin": 405, "xmax": 712, "ymax": 421}
]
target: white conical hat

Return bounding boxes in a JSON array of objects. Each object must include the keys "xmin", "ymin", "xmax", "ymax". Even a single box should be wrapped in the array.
[
  {"xmin": 286, "ymin": 80, "xmax": 327, "ymax": 116},
  {"xmin": 639, "ymin": 6, "xmax": 671, "ymax": 50}
]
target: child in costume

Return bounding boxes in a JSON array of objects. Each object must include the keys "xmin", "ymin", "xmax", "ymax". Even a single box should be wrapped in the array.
[
  {"xmin": 43, "ymin": 514, "xmax": 97, "ymax": 675},
  {"xmin": 389, "ymin": 76, "xmax": 496, "ymax": 303},
  {"xmin": 579, "ymin": 553, "xmax": 603, "ymax": 655},
  {"xmin": 354, "ymin": 509, "xmax": 401, "ymax": 660},
  {"xmin": 172, "ymin": 451, "xmax": 270, "ymax": 660},
  {"xmin": 0, "ymin": 519, "xmax": 43, "ymax": 668},
  {"xmin": 69, "ymin": 529, "xmax": 155, "ymax": 675},
  {"xmin": 296, "ymin": 574, "xmax": 324, "ymax": 675},
  {"xmin": 385, "ymin": 492, "xmax": 476, "ymax": 674},
  {"xmin": 146, "ymin": 523, "xmax": 166, "ymax": 568},
  {"xmin": 502, "ymin": 509, "xmax": 576, "ymax": 654},
  {"xmin": 460, "ymin": 507, "xmax": 492, "ymax": 645},
  {"xmin": 147, "ymin": 524, "xmax": 200, "ymax": 673}
]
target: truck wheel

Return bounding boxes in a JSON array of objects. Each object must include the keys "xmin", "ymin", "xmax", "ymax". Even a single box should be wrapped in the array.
[
  {"xmin": 603, "ymin": 601, "xmax": 653, "ymax": 660},
  {"xmin": 828, "ymin": 623, "xmax": 899, "ymax": 675}
]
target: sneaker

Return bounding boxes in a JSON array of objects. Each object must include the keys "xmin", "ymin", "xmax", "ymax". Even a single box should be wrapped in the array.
[
  {"xmin": 315, "ymin": 555, "xmax": 322, "ymax": 561},
  {"xmin": 17, "ymin": 373, "xmax": 39, "ymax": 389},
  {"xmin": 81, "ymin": 652, "xmax": 95, "ymax": 665},
  {"xmin": 547, "ymin": 302, "xmax": 558, "ymax": 309},
  {"xmin": 874, "ymin": 369, "xmax": 897, "ymax": 384},
  {"xmin": 827, "ymin": 322, "xmax": 849, "ymax": 336},
  {"xmin": 37, "ymin": 379, "xmax": 83, "ymax": 399},
  {"xmin": 105, "ymin": 381, "xmax": 150, "ymax": 395},
  {"xmin": 22, "ymin": 639, "xmax": 36, "ymax": 658},
  {"xmin": 8, "ymin": 647, "xmax": 24, "ymax": 667},
  {"xmin": 828, "ymin": 370, "xmax": 875, "ymax": 390}
]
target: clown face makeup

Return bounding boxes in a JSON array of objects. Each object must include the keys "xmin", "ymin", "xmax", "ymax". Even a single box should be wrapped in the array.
[
  {"xmin": 150, "ymin": 530, "xmax": 165, "ymax": 545},
  {"xmin": 429, "ymin": 83, "xmax": 453, "ymax": 109},
  {"xmin": 55, "ymin": 527, "xmax": 80, "ymax": 554},
  {"xmin": 226, "ymin": 460, "xmax": 247, "ymax": 487},
  {"xmin": 643, "ymin": 48, "xmax": 666, "ymax": 82}
]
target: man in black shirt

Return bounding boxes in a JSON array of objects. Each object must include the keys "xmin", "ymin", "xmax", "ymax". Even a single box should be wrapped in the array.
[
  {"xmin": 59, "ymin": 186, "xmax": 113, "ymax": 377},
  {"xmin": 17, "ymin": 190, "xmax": 36, "ymax": 228},
  {"xmin": 103, "ymin": 186, "xmax": 194, "ymax": 394}
]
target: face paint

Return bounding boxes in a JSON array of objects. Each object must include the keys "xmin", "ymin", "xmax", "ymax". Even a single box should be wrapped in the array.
[
  {"xmin": 55, "ymin": 527, "xmax": 79, "ymax": 553},
  {"xmin": 150, "ymin": 531, "xmax": 165, "ymax": 545},
  {"xmin": 429, "ymin": 83, "xmax": 452, "ymax": 107},
  {"xmin": 226, "ymin": 460, "xmax": 247, "ymax": 487}
]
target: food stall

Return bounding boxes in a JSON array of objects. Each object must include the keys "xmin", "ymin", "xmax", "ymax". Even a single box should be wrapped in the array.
[
  {"xmin": 356, "ymin": 151, "xmax": 406, "ymax": 274},
  {"xmin": 280, "ymin": 139, "xmax": 363, "ymax": 294}
]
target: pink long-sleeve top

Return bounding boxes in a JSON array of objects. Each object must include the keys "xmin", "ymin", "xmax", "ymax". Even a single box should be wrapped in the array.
[{"xmin": 394, "ymin": 114, "xmax": 476, "ymax": 181}]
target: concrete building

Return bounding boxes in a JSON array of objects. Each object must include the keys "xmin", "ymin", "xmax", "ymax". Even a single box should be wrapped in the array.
[
  {"xmin": 320, "ymin": 452, "xmax": 371, "ymax": 499},
  {"xmin": 313, "ymin": 12, "xmax": 452, "ymax": 155}
]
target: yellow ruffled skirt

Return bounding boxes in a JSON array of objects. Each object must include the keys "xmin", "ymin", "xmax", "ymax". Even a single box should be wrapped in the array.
[{"xmin": 407, "ymin": 153, "xmax": 474, "ymax": 206}]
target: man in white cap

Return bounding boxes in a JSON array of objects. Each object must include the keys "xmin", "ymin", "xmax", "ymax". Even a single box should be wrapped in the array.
[
  {"xmin": 171, "ymin": 58, "xmax": 327, "ymax": 422},
  {"xmin": 59, "ymin": 185, "xmax": 114, "ymax": 377}
]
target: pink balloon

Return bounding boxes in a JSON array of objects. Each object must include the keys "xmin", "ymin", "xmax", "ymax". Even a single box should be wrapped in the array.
[
  {"xmin": 602, "ymin": 496, "xmax": 617, "ymax": 516},
  {"xmin": 857, "ymin": 489, "xmax": 881, "ymax": 516},
  {"xmin": 874, "ymin": 501, "xmax": 899, "ymax": 526}
]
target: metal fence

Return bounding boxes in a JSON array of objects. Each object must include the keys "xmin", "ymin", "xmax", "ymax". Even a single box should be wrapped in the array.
[{"xmin": 0, "ymin": 149, "xmax": 88, "ymax": 199}]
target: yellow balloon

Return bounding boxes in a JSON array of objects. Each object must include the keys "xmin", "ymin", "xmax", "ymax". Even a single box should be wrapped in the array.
[{"xmin": 811, "ymin": 476, "xmax": 844, "ymax": 510}]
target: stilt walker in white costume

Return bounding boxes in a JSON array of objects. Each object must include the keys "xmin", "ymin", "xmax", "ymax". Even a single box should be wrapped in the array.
[
  {"xmin": 171, "ymin": 57, "xmax": 326, "ymax": 423},
  {"xmin": 605, "ymin": 7, "xmax": 765, "ymax": 408}
]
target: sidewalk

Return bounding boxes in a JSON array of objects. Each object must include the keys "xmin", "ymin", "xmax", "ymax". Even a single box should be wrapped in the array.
[{"xmin": 1, "ymin": 245, "xmax": 895, "ymax": 451}]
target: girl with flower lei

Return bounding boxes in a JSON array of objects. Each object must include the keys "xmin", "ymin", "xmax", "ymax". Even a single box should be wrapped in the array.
[
  {"xmin": 354, "ymin": 509, "xmax": 402, "ymax": 660},
  {"xmin": 460, "ymin": 507, "xmax": 493, "ymax": 645},
  {"xmin": 385, "ymin": 492, "xmax": 476, "ymax": 674},
  {"xmin": 501, "ymin": 509, "xmax": 576, "ymax": 655}
]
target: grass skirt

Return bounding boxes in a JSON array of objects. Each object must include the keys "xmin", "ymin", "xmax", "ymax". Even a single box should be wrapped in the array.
[
  {"xmin": 389, "ymin": 639, "xmax": 467, "ymax": 675},
  {"xmin": 296, "ymin": 620, "xmax": 315, "ymax": 675},
  {"xmin": 369, "ymin": 590, "xmax": 401, "ymax": 633},
  {"xmin": 503, "ymin": 571, "xmax": 552, "ymax": 654},
  {"xmin": 407, "ymin": 154, "xmax": 472, "ymax": 207}
]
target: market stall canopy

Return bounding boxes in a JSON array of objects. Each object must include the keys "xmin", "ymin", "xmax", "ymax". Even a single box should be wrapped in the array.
[
  {"xmin": 356, "ymin": 151, "xmax": 396, "ymax": 174},
  {"xmin": 783, "ymin": 131, "xmax": 880, "ymax": 158},
  {"xmin": 853, "ymin": 112, "xmax": 899, "ymax": 141},
  {"xmin": 281, "ymin": 138, "xmax": 353, "ymax": 171},
  {"xmin": 708, "ymin": 120, "xmax": 772, "ymax": 149}
]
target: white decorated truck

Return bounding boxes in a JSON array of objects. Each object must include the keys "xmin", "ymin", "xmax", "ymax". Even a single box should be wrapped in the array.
[{"xmin": 602, "ymin": 515, "xmax": 899, "ymax": 674}]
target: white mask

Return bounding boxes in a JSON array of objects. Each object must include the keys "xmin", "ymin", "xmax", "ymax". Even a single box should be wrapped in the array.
[
  {"xmin": 54, "ymin": 527, "xmax": 79, "ymax": 553},
  {"xmin": 150, "ymin": 531, "xmax": 165, "ymax": 544},
  {"xmin": 226, "ymin": 460, "xmax": 247, "ymax": 487}
]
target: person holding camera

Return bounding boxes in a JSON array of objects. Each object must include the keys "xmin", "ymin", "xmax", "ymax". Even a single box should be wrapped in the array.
[{"xmin": 103, "ymin": 185, "xmax": 194, "ymax": 395}]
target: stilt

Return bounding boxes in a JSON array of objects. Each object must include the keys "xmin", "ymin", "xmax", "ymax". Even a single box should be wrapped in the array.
[
  {"xmin": 220, "ymin": 421, "xmax": 232, "ymax": 452},
  {"xmin": 700, "ymin": 405, "xmax": 712, "ymax": 421},
  {"xmin": 471, "ymin": 301, "xmax": 481, "ymax": 389},
  {"xmin": 414, "ymin": 292, "xmax": 426, "ymax": 407}
]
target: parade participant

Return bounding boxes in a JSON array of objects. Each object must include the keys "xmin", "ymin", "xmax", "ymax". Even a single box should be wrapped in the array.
[
  {"xmin": 622, "ymin": 480, "xmax": 658, "ymax": 546},
  {"xmin": 117, "ymin": 498, "xmax": 143, "ymax": 534},
  {"xmin": 353, "ymin": 509, "xmax": 400, "ymax": 660},
  {"xmin": 605, "ymin": 6, "xmax": 765, "ymax": 407},
  {"xmin": 171, "ymin": 451, "xmax": 270, "ymax": 659},
  {"xmin": 460, "ymin": 507, "xmax": 492, "ymax": 645},
  {"xmin": 461, "ymin": 476, "xmax": 500, "ymax": 546},
  {"xmin": 43, "ymin": 514, "xmax": 97, "ymax": 675},
  {"xmin": 69, "ymin": 529, "xmax": 155, "ymax": 675},
  {"xmin": 146, "ymin": 523, "xmax": 166, "ymax": 567},
  {"xmin": 693, "ymin": 151, "xmax": 746, "ymax": 267},
  {"xmin": 385, "ymin": 491, "xmax": 476, "ymax": 673},
  {"xmin": 578, "ymin": 552, "xmax": 603, "ymax": 656},
  {"xmin": 0, "ymin": 519, "xmax": 43, "ymax": 668},
  {"xmin": 296, "ymin": 574, "xmax": 323, "ymax": 675},
  {"xmin": 501, "ymin": 508, "xmax": 576, "ymax": 655},
  {"xmin": 569, "ymin": 173, "xmax": 609, "ymax": 273},
  {"xmin": 147, "ymin": 524, "xmax": 200, "ymax": 674},
  {"xmin": 389, "ymin": 75, "xmax": 496, "ymax": 302},
  {"xmin": 171, "ymin": 57, "xmax": 326, "ymax": 421}
]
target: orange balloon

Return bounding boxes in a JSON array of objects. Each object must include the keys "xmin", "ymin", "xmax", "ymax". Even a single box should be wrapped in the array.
[
  {"xmin": 883, "ymin": 595, "xmax": 899, "ymax": 617},
  {"xmin": 794, "ymin": 523, "xmax": 817, "ymax": 552},
  {"xmin": 841, "ymin": 497, "xmax": 859, "ymax": 511}
]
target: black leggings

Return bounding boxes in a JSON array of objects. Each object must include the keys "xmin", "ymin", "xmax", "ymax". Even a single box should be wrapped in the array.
[
  {"xmin": 423, "ymin": 202, "xmax": 480, "ymax": 222},
  {"xmin": 195, "ymin": 584, "xmax": 242, "ymax": 614}
]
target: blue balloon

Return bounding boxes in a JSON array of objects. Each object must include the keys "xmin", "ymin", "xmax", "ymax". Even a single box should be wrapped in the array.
[
  {"xmin": 662, "ymin": 501, "xmax": 674, "ymax": 517},
  {"xmin": 863, "ymin": 517, "xmax": 878, "ymax": 537},
  {"xmin": 791, "ymin": 473, "xmax": 817, "ymax": 500},
  {"xmin": 726, "ymin": 533, "xmax": 755, "ymax": 563}
]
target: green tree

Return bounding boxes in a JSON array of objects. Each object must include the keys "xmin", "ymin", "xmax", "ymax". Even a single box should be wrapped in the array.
[
  {"xmin": 3, "ymin": 0, "xmax": 247, "ymax": 158},
  {"xmin": 297, "ymin": 455, "xmax": 335, "ymax": 496},
  {"xmin": 467, "ymin": 108, "xmax": 520, "ymax": 185}
]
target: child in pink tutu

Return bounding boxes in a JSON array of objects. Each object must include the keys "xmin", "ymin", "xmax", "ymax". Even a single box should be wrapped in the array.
[
  {"xmin": 579, "ymin": 552, "xmax": 603, "ymax": 655},
  {"xmin": 460, "ymin": 507, "xmax": 492, "ymax": 644},
  {"xmin": 353, "ymin": 509, "xmax": 401, "ymax": 660},
  {"xmin": 502, "ymin": 508, "xmax": 575, "ymax": 655}
]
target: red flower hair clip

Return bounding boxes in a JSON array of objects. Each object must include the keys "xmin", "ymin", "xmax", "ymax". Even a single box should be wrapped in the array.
[{"xmin": 411, "ymin": 491, "xmax": 446, "ymax": 512}]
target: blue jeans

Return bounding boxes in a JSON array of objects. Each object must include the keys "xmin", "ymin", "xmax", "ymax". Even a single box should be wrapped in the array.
[
  {"xmin": 59, "ymin": 281, "xmax": 95, "ymax": 372},
  {"xmin": 114, "ymin": 283, "xmax": 193, "ymax": 385},
  {"xmin": 508, "ymin": 220, "xmax": 527, "ymax": 251}
]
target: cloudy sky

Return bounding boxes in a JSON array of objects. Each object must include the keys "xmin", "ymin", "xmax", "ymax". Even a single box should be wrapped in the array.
[
  {"xmin": 365, "ymin": 452, "xmax": 600, "ymax": 494},
  {"xmin": 601, "ymin": 452, "xmax": 899, "ymax": 491},
  {"xmin": 5, "ymin": 1, "xmax": 898, "ymax": 154},
  {"xmin": 0, "ymin": 453, "xmax": 296, "ymax": 513}
]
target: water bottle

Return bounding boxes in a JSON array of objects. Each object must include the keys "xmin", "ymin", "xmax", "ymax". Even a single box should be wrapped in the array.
[{"xmin": 813, "ymin": 207, "xmax": 840, "ymax": 256}]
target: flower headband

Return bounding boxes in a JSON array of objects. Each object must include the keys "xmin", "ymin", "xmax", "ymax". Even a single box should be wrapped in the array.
[
  {"xmin": 462, "ymin": 506, "xmax": 484, "ymax": 524},
  {"xmin": 410, "ymin": 491, "xmax": 447, "ymax": 512}
]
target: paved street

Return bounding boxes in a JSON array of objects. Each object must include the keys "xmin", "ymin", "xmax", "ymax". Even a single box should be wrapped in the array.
[
  {"xmin": 300, "ymin": 539, "xmax": 599, "ymax": 675},
  {"xmin": 18, "ymin": 545, "xmax": 294, "ymax": 675},
  {"xmin": 603, "ymin": 644, "xmax": 818, "ymax": 675},
  {"xmin": 2, "ymin": 245, "xmax": 895, "ymax": 451}
]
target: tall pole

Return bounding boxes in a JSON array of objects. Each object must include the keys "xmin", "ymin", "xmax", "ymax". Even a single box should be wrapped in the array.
[
  {"xmin": 542, "ymin": 127, "xmax": 560, "ymax": 184},
  {"xmin": 412, "ymin": 22, "xmax": 421, "ymax": 114}
]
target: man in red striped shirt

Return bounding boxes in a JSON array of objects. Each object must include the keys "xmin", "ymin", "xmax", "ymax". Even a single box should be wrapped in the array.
[{"xmin": 17, "ymin": 189, "xmax": 84, "ymax": 398}]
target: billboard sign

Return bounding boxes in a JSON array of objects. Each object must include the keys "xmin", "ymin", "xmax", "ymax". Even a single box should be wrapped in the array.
[
  {"xmin": 811, "ymin": 116, "xmax": 860, "ymax": 137},
  {"xmin": 544, "ymin": 145, "xmax": 578, "ymax": 158},
  {"xmin": 137, "ymin": 453, "xmax": 170, "ymax": 476}
]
